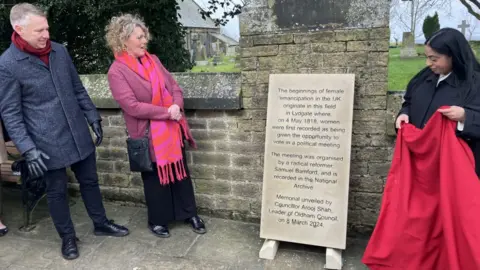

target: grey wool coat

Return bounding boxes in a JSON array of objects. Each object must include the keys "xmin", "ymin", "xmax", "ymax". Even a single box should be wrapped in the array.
[{"xmin": 0, "ymin": 42, "xmax": 101, "ymax": 170}]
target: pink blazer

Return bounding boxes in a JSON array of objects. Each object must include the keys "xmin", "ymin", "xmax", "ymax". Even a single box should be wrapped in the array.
[{"xmin": 107, "ymin": 55, "xmax": 193, "ymax": 162}]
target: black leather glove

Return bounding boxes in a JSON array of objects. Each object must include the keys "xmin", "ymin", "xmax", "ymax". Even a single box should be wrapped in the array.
[
  {"xmin": 91, "ymin": 120, "xmax": 103, "ymax": 146},
  {"xmin": 23, "ymin": 148, "xmax": 50, "ymax": 179}
]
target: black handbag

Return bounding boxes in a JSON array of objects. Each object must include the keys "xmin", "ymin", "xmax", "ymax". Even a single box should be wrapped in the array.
[{"xmin": 126, "ymin": 127, "xmax": 153, "ymax": 172}]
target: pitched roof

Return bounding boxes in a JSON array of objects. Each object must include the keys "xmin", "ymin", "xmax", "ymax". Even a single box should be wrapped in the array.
[
  {"xmin": 210, "ymin": 32, "xmax": 239, "ymax": 45},
  {"xmin": 177, "ymin": 0, "xmax": 218, "ymax": 29}
]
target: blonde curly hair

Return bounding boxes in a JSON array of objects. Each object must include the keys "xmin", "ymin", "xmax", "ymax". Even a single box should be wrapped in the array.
[{"xmin": 105, "ymin": 13, "xmax": 150, "ymax": 54}]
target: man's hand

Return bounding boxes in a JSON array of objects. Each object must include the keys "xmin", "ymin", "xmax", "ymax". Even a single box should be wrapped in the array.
[
  {"xmin": 168, "ymin": 104, "xmax": 182, "ymax": 121},
  {"xmin": 91, "ymin": 121, "xmax": 103, "ymax": 146},
  {"xmin": 23, "ymin": 148, "xmax": 50, "ymax": 179},
  {"xmin": 396, "ymin": 114, "xmax": 409, "ymax": 129},
  {"xmin": 438, "ymin": 106, "xmax": 466, "ymax": 122}
]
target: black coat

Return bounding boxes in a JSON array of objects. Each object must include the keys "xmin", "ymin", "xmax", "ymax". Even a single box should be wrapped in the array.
[
  {"xmin": 398, "ymin": 69, "xmax": 480, "ymax": 176},
  {"xmin": 0, "ymin": 42, "xmax": 101, "ymax": 170}
]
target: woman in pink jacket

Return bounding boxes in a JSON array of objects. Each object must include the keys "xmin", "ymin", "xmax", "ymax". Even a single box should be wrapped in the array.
[{"xmin": 105, "ymin": 14, "xmax": 206, "ymax": 238}]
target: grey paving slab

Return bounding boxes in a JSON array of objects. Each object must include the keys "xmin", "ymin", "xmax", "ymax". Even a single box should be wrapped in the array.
[
  {"xmin": 121, "ymin": 208, "xmax": 207, "ymax": 258},
  {"xmin": 264, "ymin": 250, "xmax": 324, "ymax": 270},
  {"xmin": 1, "ymin": 189, "xmax": 50, "ymax": 227},
  {"xmin": 123, "ymin": 254, "xmax": 231, "ymax": 270},
  {"xmin": 0, "ymin": 186, "xmax": 370, "ymax": 269},
  {"xmin": 187, "ymin": 218, "xmax": 266, "ymax": 268},
  {"xmin": 0, "ymin": 236, "xmax": 31, "ymax": 269},
  {"xmin": 71, "ymin": 202, "xmax": 139, "ymax": 246},
  {"xmin": 5, "ymin": 265, "xmax": 29, "ymax": 270}
]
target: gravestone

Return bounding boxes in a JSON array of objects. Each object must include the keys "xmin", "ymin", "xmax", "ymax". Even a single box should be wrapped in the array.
[
  {"xmin": 260, "ymin": 73, "xmax": 355, "ymax": 269},
  {"xmin": 234, "ymin": 54, "xmax": 241, "ymax": 68},
  {"xmin": 195, "ymin": 43, "xmax": 208, "ymax": 66},
  {"xmin": 190, "ymin": 39, "xmax": 198, "ymax": 63},
  {"xmin": 212, "ymin": 55, "xmax": 221, "ymax": 66},
  {"xmin": 400, "ymin": 32, "xmax": 417, "ymax": 59},
  {"xmin": 458, "ymin": 20, "xmax": 470, "ymax": 36}
]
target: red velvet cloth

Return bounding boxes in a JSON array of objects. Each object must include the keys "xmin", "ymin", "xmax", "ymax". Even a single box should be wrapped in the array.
[
  {"xmin": 362, "ymin": 109, "xmax": 480, "ymax": 270},
  {"xmin": 11, "ymin": 31, "xmax": 51, "ymax": 65}
]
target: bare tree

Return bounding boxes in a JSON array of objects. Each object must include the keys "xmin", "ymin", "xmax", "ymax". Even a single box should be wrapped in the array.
[
  {"xmin": 459, "ymin": 0, "xmax": 480, "ymax": 20},
  {"xmin": 194, "ymin": 0, "xmax": 246, "ymax": 26},
  {"xmin": 391, "ymin": 0, "xmax": 451, "ymax": 38},
  {"xmin": 462, "ymin": 9, "xmax": 479, "ymax": 40}
]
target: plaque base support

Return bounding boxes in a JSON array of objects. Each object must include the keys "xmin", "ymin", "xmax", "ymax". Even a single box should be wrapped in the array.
[
  {"xmin": 325, "ymin": 248, "xmax": 343, "ymax": 269},
  {"xmin": 259, "ymin": 239, "xmax": 344, "ymax": 269},
  {"xmin": 259, "ymin": 239, "xmax": 279, "ymax": 260}
]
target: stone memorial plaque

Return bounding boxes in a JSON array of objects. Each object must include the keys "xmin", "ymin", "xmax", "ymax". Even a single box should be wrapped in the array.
[{"xmin": 260, "ymin": 74, "xmax": 355, "ymax": 250}]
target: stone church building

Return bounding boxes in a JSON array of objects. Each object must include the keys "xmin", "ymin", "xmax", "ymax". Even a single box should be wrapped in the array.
[{"xmin": 177, "ymin": 0, "xmax": 239, "ymax": 63}]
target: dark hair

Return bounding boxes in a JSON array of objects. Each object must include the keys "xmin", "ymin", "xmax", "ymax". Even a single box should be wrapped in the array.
[
  {"xmin": 424, "ymin": 27, "xmax": 480, "ymax": 81},
  {"xmin": 406, "ymin": 28, "xmax": 480, "ymax": 105}
]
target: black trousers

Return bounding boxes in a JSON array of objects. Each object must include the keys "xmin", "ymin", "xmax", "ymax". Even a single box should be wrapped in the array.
[
  {"xmin": 44, "ymin": 152, "xmax": 107, "ymax": 238},
  {"xmin": 141, "ymin": 148, "xmax": 197, "ymax": 225}
]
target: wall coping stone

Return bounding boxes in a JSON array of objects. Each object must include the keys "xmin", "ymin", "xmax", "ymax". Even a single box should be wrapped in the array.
[
  {"xmin": 387, "ymin": 90, "xmax": 406, "ymax": 95},
  {"xmin": 80, "ymin": 72, "xmax": 242, "ymax": 110}
]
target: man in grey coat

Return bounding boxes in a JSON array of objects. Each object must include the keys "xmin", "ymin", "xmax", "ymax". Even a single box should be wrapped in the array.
[{"xmin": 0, "ymin": 3, "xmax": 129, "ymax": 260}]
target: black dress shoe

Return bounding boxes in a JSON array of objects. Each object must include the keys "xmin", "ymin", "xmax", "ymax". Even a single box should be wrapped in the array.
[
  {"xmin": 0, "ymin": 226, "xmax": 8, "ymax": 237},
  {"xmin": 186, "ymin": 216, "xmax": 206, "ymax": 234},
  {"xmin": 62, "ymin": 237, "xmax": 79, "ymax": 260},
  {"xmin": 148, "ymin": 224, "xmax": 170, "ymax": 238},
  {"xmin": 94, "ymin": 219, "xmax": 129, "ymax": 237}
]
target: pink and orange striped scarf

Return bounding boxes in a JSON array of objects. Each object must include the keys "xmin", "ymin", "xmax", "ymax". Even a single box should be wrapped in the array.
[{"xmin": 115, "ymin": 51, "xmax": 194, "ymax": 185}]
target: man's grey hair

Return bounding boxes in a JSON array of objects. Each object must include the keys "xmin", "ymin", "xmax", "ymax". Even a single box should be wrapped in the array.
[{"xmin": 10, "ymin": 3, "xmax": 47, "ymax": 28}]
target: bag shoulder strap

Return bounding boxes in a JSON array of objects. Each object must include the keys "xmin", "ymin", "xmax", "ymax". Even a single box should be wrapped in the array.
[{"xmin": 121, "ymin": 110, "xmax": 149, "ymax": 137}]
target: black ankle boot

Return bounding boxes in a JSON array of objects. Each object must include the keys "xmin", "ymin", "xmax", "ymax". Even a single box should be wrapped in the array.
[
  {"xmin": 94, "ymin": 219, "xmax": 129, "ymax": 237},
  {"xmin": 0, "ymin": 226, "xmax": 8, "ymax": 237},
  {"xmin": 62, "ymin": 236, "xmax": 79, "ymax": 260},
  {"xmin": 186, "ymin": 216, "xmax": 206, "ymax": 234},
  {"xmin": 148, "ymin": 224, "xmax": 170, "ymax": 238}
]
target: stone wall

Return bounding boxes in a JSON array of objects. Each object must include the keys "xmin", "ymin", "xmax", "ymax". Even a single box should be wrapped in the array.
[
  {"xmin": 70, "ymin": 75, "xmax": 404, "ymax": 237},
  {"xmin": 71, "ymin": 72, "xmax": 272, "ymax": 223},
  {"xmin": 67, "ymin": 0, "xmax": 397, "ymax": 237},
  {"xmin": 238, "ymin": 0, "xmax": 392, "ymax": 236},
  {"xmin": 387, "ymin": 91, "xmax": 406, "ymax": 136}
]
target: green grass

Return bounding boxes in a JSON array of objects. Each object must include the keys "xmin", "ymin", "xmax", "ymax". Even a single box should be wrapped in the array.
[
  {"xmin": 388, "ymin": 46, "xmax": 426, "ymax": 91},
  {"xmin": 189, "ymin": 55, "xmax": 240, "ymax": 73},
  {"xmin": 187, "ymin": 44, "xmax": 480, "ymax": 90},
  {"xmin": 190, "ymin": 47, "xmax": 427, "ymax": 89},
  {"xmin": 388, "ymin": 43, "xmax": 480, "ymax": 91}
]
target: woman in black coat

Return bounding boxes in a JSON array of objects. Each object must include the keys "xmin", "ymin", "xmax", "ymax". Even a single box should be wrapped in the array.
[{"xmin": 396, "ymin": 28, "xmax": 480, "ymax": 176}]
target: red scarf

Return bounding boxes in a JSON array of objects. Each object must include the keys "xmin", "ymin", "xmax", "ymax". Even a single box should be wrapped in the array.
[
  {"xmin": 362, "ymin": 108, "xmax": 480, "ymax": 270},
  {"xmin": 11, "ymin": 31, "xmax": 51, "ymax": 65},
  {"xmin": 115, "ymin": 51, "xmax": 195, "ymax": 185}
]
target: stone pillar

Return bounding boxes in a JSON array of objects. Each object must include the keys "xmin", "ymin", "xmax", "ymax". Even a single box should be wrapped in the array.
[{"xmin": 239, "ymin": 0, "xmax": 392, "ymax": 236}]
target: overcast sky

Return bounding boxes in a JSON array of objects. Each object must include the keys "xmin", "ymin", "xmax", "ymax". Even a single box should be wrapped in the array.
[
  {"xmin": 193, "ymin": 0, "xmax": 242, "ymax": 41},
  {"xmin": 390, "ymin": 1, "xmax": 480, "ymax": 43}
]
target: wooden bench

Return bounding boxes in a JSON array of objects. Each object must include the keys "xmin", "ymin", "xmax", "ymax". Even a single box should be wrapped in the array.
[
  {"xmin": 0, "ymin": 142, "xmax": 44, "ymax": 231},
  {"xmin": 0, "ymin": 142, "xmax": 18, "ymax": 227},
  {"xmin": 1, "ymin": 142, "xmax": 21, "ymax": 183}
]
